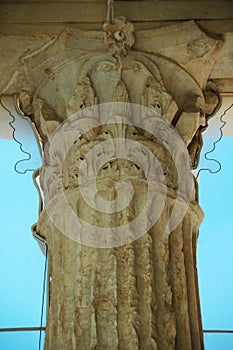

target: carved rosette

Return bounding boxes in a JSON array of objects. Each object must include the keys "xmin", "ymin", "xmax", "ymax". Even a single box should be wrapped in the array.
[{"xmin": 103, "ymin": 16, "xmax": 135, "ymax": 55}]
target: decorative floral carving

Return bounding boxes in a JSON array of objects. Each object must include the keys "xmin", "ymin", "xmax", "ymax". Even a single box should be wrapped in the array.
[
  {"xmin": 103, "ymin": 16, "xmax": 135, "ymax": 55},
  {"xmin": 67, "ymin": 77, "xmax": 98, "ymax": 115}
]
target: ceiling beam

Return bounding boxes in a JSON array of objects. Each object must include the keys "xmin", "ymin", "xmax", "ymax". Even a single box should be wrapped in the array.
[{"xmin": 0, "ymin": 1, "xmax": 233, "ymax": 24}]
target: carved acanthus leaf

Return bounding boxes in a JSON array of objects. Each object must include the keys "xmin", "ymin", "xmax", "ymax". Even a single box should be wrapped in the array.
[
  {"xmin": 66, "ymin": 77, "xmax": 98, "ymax": 116},
  {"xmin": 113, "ymin": 80, "xmax": 130, "ymax": 103},
  {"xmin": 140, "ymin": 76, "xmax": 178, "ymax": 122}
]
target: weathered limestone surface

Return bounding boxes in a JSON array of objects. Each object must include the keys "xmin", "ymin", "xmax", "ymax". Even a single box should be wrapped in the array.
[
  {"xmin": 1, "ymin": 0, "xmax": 232, "ymax": 344},
  {"xmin": 5, "ymin": 18, "xmax": 222, "ymax": 350}
]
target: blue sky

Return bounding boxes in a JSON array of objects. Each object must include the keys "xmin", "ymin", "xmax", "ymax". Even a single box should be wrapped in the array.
[
  {"xmin": 198, "ymin": 136, "xmax": 233, "ymax": 349},
  {"xmin": 0, "ymin": 96, "xmax": 232, "ymax": 349},
  {"xmin": 197, "ymin": 96, "xmax": 233, "ymax": 349},
  {"xmin": 0, "ymin": 140, "xmax": 46, "ymax": 349},
  {"xmin": 0, "ymin": 97, "xmax": 45, "ymax": 349}
]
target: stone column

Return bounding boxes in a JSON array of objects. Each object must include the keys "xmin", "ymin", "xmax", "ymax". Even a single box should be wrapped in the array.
[{"xmin": 18, "ymin": 19, "xmax": 220, "ymax": 350}]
